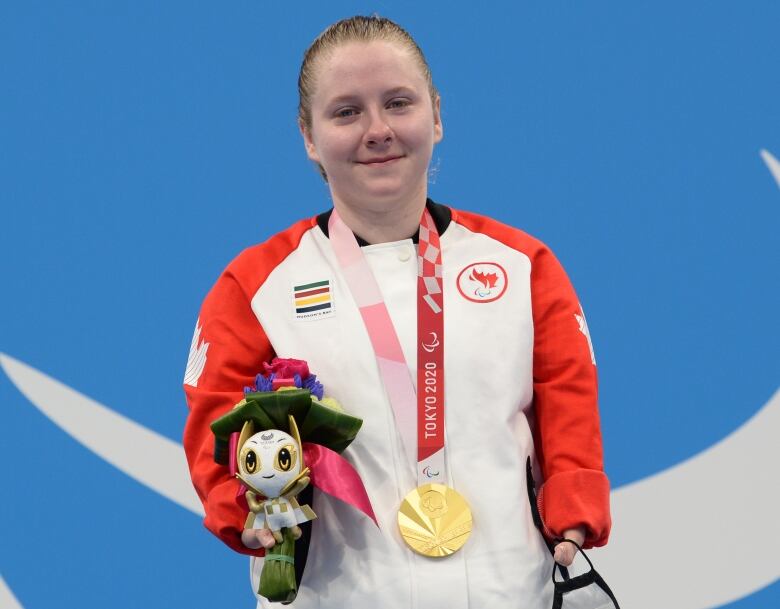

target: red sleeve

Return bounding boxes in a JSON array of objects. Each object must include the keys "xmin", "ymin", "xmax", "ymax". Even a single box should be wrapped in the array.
[
  {"xmin": 182, "ymin": 218, "xmax": 313, "ymax": 556},
  {"xmin": 452, "ymin": 209, "xmax": 611, "ymax": 549},
  {"xmin": 530, "ymin": 246, "xmax": 610, "ymax": 548}
]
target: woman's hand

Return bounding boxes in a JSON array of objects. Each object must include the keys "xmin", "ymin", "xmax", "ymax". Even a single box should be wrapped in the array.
[
  {"xmin": 553, "ymin": 526, "xmax": 586, "ymax": 566},
  {"xmin": 241, "ymin": 528, "xmax": 277, "ymax": 550}
]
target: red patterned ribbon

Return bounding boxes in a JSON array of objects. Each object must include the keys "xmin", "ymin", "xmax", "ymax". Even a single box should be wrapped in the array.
[{"xmin": 417, "ymin": 209, "xmax": 445, "ymax": 464}]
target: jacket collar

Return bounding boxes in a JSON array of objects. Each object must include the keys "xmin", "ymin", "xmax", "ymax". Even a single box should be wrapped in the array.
[{"xmin": 316, "ymin": 198, "xmax": 452, "ymax": 246}]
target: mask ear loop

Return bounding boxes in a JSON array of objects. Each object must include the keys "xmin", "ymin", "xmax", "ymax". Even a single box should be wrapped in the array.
[{"xmin": 551, "ymin": 538, "xmax": 621, "ymax": 609}]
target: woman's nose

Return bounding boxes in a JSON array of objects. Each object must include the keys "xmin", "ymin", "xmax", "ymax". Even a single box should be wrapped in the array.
[{"xmin": 364, "ymin": 112, "xmax": 393, "ymax": 146}]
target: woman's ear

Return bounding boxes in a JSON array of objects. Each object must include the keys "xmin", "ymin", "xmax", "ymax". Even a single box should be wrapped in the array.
[
  {"xmin": 299, "ymin": 119, "xmax": 321, "ymax": 164},
  {"xmin": 433, "ymin": 95, "xmax": 443, "ymax": 144}
]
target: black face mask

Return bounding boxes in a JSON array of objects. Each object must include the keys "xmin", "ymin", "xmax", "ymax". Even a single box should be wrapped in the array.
[
  {"xmin": 550, "ymin": 539, "xmax": 620, "ymax": 609},
  {"xmin": 525, "ymin": 458, "xmax": 621, "ymax": 609}
]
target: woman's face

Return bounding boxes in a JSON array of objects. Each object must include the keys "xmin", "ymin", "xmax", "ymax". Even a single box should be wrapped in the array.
[{"xmin": 301, "ymin": 40, "xmax": 442, "ymax": 211}]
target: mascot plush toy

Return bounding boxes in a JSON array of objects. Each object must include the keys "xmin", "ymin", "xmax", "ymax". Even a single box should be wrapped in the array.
[{"xmin": 236, "ymin": 416, "xmax": 315, "ymax": 543}]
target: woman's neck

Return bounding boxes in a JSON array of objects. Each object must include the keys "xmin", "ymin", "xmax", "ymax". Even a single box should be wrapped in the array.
[{"xmin": 332, "ymin": 192, "xmax": 427, "ymax": 245}]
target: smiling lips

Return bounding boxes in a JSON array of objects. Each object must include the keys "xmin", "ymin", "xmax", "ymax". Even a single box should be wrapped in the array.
[{"xmin": 358, "ymin": 155, "xmax": 403, "ymax": 165}]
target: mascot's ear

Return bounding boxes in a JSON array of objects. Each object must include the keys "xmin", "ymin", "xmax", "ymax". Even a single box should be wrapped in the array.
[
  {"xmin": 288, "ymin": 415, "xmax": 302, "ymax": 450},
  {"xmin": 237, "ymin": 419, "xmax": 255, "ymax": 454}
]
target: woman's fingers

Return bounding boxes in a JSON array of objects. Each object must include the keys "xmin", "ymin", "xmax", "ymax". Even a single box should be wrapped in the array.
[
  {"xmin": 553, "ymin": 542, "xmax": 577, "ymax": 566},
  {"xmin": 241, "ymin": 528, "xmax": 262, "ymax": 549},
  {"xmin": 554, "ymin": 526, "xmax": 586, "ymax": 566},
  {"xmin": 258, "ymin": 529, "xmax": 277, "ymax": 549},
  {"xmin": 241, "ymin": 528, "xmax": 277, "ymax": 550}
]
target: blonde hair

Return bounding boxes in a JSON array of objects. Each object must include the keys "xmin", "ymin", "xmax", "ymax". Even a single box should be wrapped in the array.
[{"xmin": 298, "ymin": 15, "xmax": 438, "ymax": 180}]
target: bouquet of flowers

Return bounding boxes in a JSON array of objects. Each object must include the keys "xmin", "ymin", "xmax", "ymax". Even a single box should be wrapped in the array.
[{"xmin": 210, "ymin": 358, "xmax": 375, "ymax": 604}]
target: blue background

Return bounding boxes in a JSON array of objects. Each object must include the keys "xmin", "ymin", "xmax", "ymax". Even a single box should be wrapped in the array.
[{"xmin": 1, "ymin": 2, "xmax": 778, "ymax": 607}]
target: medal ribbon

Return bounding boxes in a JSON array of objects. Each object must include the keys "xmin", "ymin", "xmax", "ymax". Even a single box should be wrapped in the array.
[{"xmin": 329, "ymin": 208, "xmax": 445, "ymax": 486}]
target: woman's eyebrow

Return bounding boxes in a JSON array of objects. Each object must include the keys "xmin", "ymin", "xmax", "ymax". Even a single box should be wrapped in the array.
[
  {"xmin": 326, "ymin": 93, "xmax": 361, "ymax": 107},
  {"xmin": 383, "ymin": 86, "xmax": 416, "ymax": 97},
  {"xmin": 326, "ymin": 86, "xmax": 417, "ymax": 107}
]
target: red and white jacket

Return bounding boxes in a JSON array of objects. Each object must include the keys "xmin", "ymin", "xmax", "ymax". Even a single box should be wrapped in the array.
[{"xmin": 183, "ymin": 201, "xmax": 611, "ymax": 609}]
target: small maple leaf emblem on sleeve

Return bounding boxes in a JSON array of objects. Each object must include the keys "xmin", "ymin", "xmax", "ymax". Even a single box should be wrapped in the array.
[
  {"xmin": 184, "ymin": 320, "xmax": 210, "ymax": 387},
  {"xmin": 574, "ymin": 310, "xmax": 596, "ymax": 365}
]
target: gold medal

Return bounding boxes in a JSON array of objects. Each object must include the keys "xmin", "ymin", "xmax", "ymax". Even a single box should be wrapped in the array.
[{"xmin": 397, "ymin": 483, "xmax": 473, "ymax": 557}]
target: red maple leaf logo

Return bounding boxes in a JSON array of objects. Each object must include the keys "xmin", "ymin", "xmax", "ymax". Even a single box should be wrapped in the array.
[{"xmin": 469, "ymin": 269, "xmax": 499, "ymax": 289}]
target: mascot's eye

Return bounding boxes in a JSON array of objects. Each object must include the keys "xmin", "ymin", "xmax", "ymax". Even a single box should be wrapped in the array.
[
  {"xmin": 243, "ymin": 449, "xmax": 258, "ymax": 474},
  {"xmin": 275, "ymin": 445, "xmax": 296, "ymax": 472}
]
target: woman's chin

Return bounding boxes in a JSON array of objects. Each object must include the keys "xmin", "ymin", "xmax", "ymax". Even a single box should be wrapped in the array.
[{"xmin": 337, "ymin": 179, "xmax": 424, "ymax": 210}]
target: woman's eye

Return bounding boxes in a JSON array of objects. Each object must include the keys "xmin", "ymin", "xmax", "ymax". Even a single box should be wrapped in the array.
[
  {"xmin": 336, "ymin": 108, "xmax": 357, "ymax": 118},
  {"xmin": 387, "ymin": 99, "xmax": 410, "ymax": 109}
]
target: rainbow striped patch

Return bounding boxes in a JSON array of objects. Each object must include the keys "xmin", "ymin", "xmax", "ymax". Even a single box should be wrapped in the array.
[{"xmin": 293, "ymin": 279, "xmax": 334, "ymax": 319}]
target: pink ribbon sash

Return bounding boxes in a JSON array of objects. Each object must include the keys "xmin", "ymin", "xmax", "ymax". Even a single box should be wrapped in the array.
[{"xmin": 304, "ymin": 442, "xmax": 378, "ymax": 526}]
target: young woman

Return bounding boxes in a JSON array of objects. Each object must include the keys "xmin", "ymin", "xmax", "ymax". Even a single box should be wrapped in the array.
[{"xmin": 184, "ymin": 15, "xmax": 611, "ymax": 608}]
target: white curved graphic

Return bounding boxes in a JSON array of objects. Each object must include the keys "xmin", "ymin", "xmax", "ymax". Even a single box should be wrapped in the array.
[
  {"xmin": 0, "ymin": 353, "xmax": 204, "ymax": 516},
  {"xmin": 574, "ymin": 310, "xmax": 596, "ymax": 365},
  {"xmin": 2, "ymin": 353, "xmax": 779, "ymax": 607},
  {"xmin": 183, "ymin": 319, "xmax": 209, "ymax": 387},
  {"xmin": 589, "ymin": 387, "xmax": 780, "ymax": 608},
  {"xmin": 0, "ymin": 575, "xmax": 25, "ymax": 609},
  {"xmin": 760, "ymin": 148, "xmax": 780, "ymax": 189}
]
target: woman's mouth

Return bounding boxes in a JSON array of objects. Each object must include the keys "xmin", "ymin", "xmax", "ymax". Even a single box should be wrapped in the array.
[{"xmin": 359, "ymin": 156, "xmax": 403, "ymax": 166}]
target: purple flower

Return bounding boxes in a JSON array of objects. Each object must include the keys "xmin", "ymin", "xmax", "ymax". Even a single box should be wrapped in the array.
[
  {"xmin": 249, "ymin": 372, "xmax": 275, "ymax": 393},
  {"xmin": 302, "ymin": 374, "xmax": 324, "ymax": 400}
]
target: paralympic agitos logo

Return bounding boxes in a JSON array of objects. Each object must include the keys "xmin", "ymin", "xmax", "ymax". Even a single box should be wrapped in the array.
[{"xmin": 421, "ymin": 332, "xmax": 440, "ymax": 353}]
